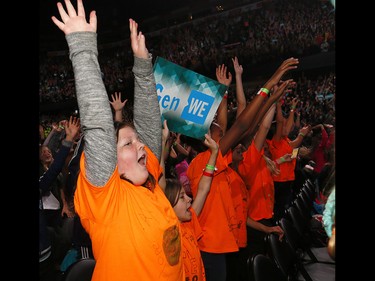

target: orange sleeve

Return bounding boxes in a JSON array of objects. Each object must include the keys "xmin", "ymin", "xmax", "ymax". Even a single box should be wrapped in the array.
[{"xmin": 238, "ymin": 143, "xmax": 274, "ymax": 221}]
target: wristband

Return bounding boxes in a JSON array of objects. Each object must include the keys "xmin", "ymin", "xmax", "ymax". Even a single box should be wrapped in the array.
[
  {"xmin": 203, "ymin": 171, "xmax": 214, "ymax": 177},
  {"xmin": 298, "ymin": 132, "xmax": 305, "ymax": 137},
  {"xmin": 260, "ymin": 88, "xmax": 269, "ymax": 94},
  {"xmin": 279, "ymin": 156, "xmax": 286, "ymax": 164},
  {"xmin": 257, "ymin": 89, "xmax": 268, "ymax": 98},
  {"xmin": 206, "ymin": 164, "xmax": 216, "ymax": 171},
  {"xmin": 223, "ymin": 90, "xmax": 228, "ymax": 99}
]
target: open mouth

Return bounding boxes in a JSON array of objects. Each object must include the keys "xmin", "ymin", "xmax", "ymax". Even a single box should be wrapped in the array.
[{"xmin": 138, "ymin": 154, "xmax": 146, "ymax": 166}]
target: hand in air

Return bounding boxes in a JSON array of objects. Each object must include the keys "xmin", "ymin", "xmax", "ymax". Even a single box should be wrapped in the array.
[{"xmin": 51, "ymin": 0, "xmax": 97, "ymax": 35}]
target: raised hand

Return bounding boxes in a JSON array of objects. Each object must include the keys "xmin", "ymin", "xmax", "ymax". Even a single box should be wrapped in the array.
[
  {"xmin": 231, "ymin": 56, "xmax": 243, "ymax": 76},
  {"xmin": 109, "ymin": 92, "xmax": 128, "ymax": 112},
  {"xmin": 51, "ymin": 0, "xmax": 97, "ymax": 35},
  {"xmin": 299, "ymin": 124, "xmax": 312, "ymax": 136},
  {"xmin": 203, "ymin": 134, "xmax": 219, "ymax": 154},
  {"xmin": 129, "ymin": 18, "xmax": 149, "ymax": 59},
  {"xmin": 50, "ymin": 122, "xmax": 59, "ymax": 132},
  {"xmin": 162, "ymin": 120, "xmax": 170, "ymax": 145},
  {"xmin": 64, "ymin": 116, "xmax": 81, "ymax": 142},
  {"xmin": 291, "ymin": 97, "xmax": 298, "ymax": 109},
  {"xmin": 265, "ymin": 57, "xmax": 299, "ymax": 90},
  {"xmin": 215, "ymin": 64, "xmax": 232, "ymax": 86},
  {"xmin": 269, "ymin": 79, "xmax": 293, "ymax": 104}
]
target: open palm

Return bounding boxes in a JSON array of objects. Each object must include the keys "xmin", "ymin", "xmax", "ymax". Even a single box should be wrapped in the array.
[{"xmin": 51, "ymin": 0, "xmax": 97, "ymax": 35}]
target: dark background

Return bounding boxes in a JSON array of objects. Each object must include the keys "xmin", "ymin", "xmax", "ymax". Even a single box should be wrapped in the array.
[
  {"xmin": 40, "ymin": 0, "xmax": 250, "ymax": 50},
  {"xmin": 41, "ymin": 0, "xmax": 206, "ymax": 48}
]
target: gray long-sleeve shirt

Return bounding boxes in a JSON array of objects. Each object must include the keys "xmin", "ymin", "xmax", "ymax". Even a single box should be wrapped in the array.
[{"xmin": 66, "ymin": 32, "xmax": 161, "ymax": 187}]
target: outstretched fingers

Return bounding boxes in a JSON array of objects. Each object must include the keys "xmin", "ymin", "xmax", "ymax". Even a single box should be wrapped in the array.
[
  {"xmin": 270, "ymin": 58, "xmax": 299, "ymax": 84},
  {"xmin": 280, "ymin": 57, "xmax": 299, "ymax": 71},
  {"xmin": 76, "ymin": 0, "xmax": 86, "ymax": 18},
  {"xmin": 64, "ymin": 0, "xmax": 78, "ymax": 18},
  {"xmin": 89, "ymin": 10, "xmax": 97, "ymax": 31},
  {"xmin": 51, "ymin": 0, "xmax": 97, "ymax": 34},
  {"xmin": 55, "ymin": 2, "xmax": 70, "ymax": 23},
  {"xmin": 273, "ymin": 79, "xmax": 292, "ymax": 99},
  {"xmin": 282, "ymin": 64, "xmax": 298, "ymax": 73},
  {"xmin": 51, "ymin": 15, "xmax": 65, "ymax": 31}
]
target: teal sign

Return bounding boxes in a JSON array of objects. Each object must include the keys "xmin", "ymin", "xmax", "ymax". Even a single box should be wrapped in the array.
[{"xmin": 153, "ymin": 57, "xmax": 227, "ymax": 140}]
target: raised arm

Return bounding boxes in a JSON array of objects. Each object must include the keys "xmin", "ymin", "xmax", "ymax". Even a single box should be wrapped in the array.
[
  {"xmin": 39, "ymin": 116, "xmax": 80, "ymax": 193},
  {"xmin": 273, "ymin": 98, "xmax": 285, "ymax": 142},
  {"xmin": 43, "ymin": 124, "xmax": 58, "ymax": 147},
  {"xmin": 159, "ymin": 120, "xmax": 171, "ymax": 191},
  {"xmin": 109, "ymin": 91, "xmax": 128, "ymax": 122},
  {"xmin": 215, "ymin": 64, "xmax": 232, "ymax": 135},
  {"xmin": 253, "ymin": 104, "xmax": 276, "ymax": 151},
  {"xmin": 219, "ymin": 58, "xmax": 299, "ymax": 156},
  {"xmin": 191, "ymin": 134, "xmax": 219, "ymax": 216},
  {"xmin": 232, "ymin": 56, "xmax": 247, "ymax": 119},
  {"xmin": 52, "ymin": 0, "xmax": 116, "ymax": 186},
  {"xmin": 283, "ymin": 97, "xmax": 298, "ymax": 136},
  {"xmin": 240, "ymin": 80, "xmax": 291, "ymax": 148},
  {"xmin": 173, "ymin": 134, "xmax": 189, "ymax": 157},
  {"xmin": 289, "ymin": 124, "xmax": 312, "ymax": 148},
  {"xmin": 43, "ymin": 120, "xmax": 65, "ymax": 153},
  {"xmin": 295, "ymin": 109, "xmax": 301, "ymax": 130},
  {"xmin": 130, "ymin": 19, "xmax": 162, "ymax": 160}
]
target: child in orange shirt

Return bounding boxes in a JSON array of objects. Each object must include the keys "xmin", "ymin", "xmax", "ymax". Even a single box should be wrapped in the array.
[
  {"xmin": 267, "ymin": 99, "xmax": 312, "ymax": 220},
  {"xmin": 52, "ymin": 1, "xmax": 184, "ymax": 280},
  {"xmin": 162, "ymin": 121, "xmax": 219, "ymax": 281}
]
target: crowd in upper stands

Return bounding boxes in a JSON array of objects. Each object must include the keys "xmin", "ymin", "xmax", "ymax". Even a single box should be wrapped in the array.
[{"xmin": 39, "ymin": 0, "xmax": 335, "ymax": 105}]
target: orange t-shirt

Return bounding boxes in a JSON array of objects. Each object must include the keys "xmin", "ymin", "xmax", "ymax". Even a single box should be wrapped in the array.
[
  {"xmin": 226, "ymin": 164, "xmax": 248, "ymax": 248},
  {"xmin": 267, "ymin": 137, "xmax": 296, "ymax": 182},
  {"xmin": 237, "ymin": 142, "xmax": 274, "ymax": 221},
  {"xmin": 181, "ymin": 208, "xmax": 206, "ymax": 281},
  {"xmin": 187, "ymin": 150, "xmax": 239, "ymax": 253},
  {"xmin": 225, "ymin": 149, "xmax": 248, "ymax": 248},
  {"xmin": 74, "ymin": 146, "xmax": 184, "ymax": 281}
]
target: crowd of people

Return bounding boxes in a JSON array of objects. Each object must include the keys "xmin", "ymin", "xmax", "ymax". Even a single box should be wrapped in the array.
[
  {"xmin": 39, "ymin": 0, "xmax": 335, "ymax": 104},
  {"xmin": 39, "ymin": 0, "xmax": 335, "ymax": 280}
]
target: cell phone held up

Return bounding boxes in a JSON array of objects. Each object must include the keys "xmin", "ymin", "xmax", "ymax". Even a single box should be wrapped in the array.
[{"xmin": 291, "ymin": 147, "xmax": 300, "ymax": 159}]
